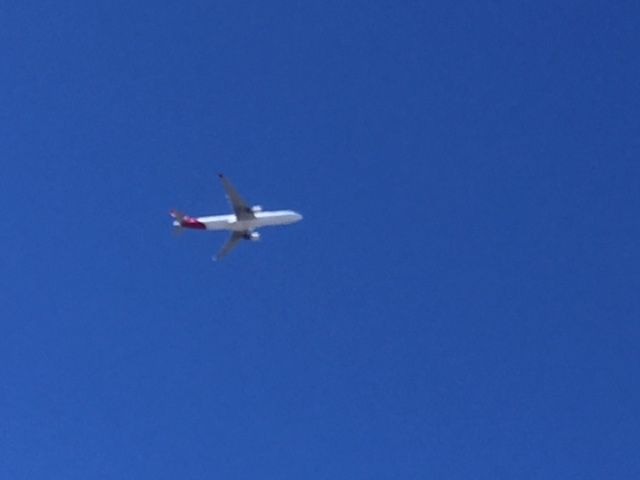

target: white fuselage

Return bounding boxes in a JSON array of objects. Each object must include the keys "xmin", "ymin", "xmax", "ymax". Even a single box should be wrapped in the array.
[{"xmin": 195, "ymin": 210, "xmax": 302, "ymax": 231}]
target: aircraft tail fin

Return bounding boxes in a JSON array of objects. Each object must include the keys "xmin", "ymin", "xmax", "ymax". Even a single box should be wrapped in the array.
[
  {"xmin": 169, "ymin": 209, "xmax": 205, "ymax": 231},
  {"xmin": 170, "ymin": 209, "xmax": 186, "ymax": 222}
]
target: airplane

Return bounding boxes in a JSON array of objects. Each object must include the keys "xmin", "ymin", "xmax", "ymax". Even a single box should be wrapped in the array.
[{"xmin": 170, "ymin": 174, "xmax": 303, "ymax": 260}]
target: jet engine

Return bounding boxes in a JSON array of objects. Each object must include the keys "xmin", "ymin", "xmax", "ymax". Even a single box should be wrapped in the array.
[
  {"xmin": 251, "ymin": 205, "xmax": 263, "ymax": 213},
  {"xmin": 245, "ymin": 231, "xmax": 261, "ymax": 241}
]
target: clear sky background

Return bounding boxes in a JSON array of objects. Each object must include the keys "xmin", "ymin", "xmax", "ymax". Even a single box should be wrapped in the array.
[{"xmin": 1, "ymin": 1, "xmax": 639, "ymax": 478}]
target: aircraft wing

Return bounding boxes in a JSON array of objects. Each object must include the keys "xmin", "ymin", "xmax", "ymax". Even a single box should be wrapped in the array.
[
  {"xmin": 218, "ymin": 174, "xmax": 255, "ymax": 220},
  {"xmin": 215, "ymin": 231, "xmax": 244, "ymax": 260}
]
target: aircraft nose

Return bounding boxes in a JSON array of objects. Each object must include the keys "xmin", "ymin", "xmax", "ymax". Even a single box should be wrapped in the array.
[{"xmin": 294, "ymin": 212, "xmax": 303, "ymax": 222}]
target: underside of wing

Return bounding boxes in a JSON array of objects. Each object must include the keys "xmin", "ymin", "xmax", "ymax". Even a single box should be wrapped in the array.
[
  {"xmin": 214, "ymin": 231, "xmax": 244, "ymax": 260},
  {"xmin": 218, "ymin": 174, "xmax": 254, "ymax": 221}
]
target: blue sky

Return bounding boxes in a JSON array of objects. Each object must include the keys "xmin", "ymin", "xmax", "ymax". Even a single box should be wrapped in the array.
[{"xmin": 1, "ymin": 1, "xmax": 639, "ymax": 478}]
